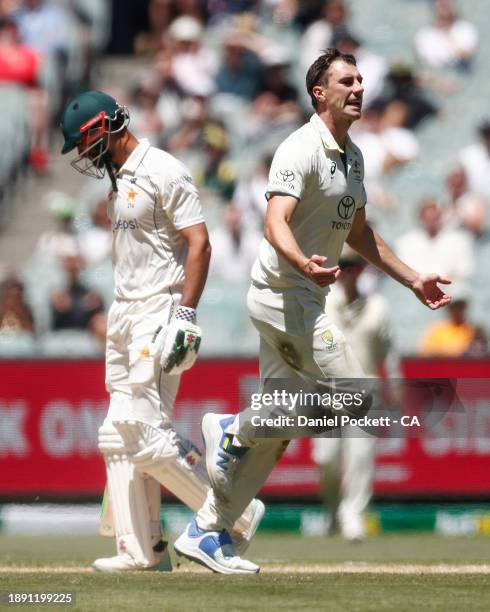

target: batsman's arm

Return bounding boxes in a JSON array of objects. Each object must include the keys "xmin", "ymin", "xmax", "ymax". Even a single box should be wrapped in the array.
[
  {"xmin": 347, "ymin": 207, "xmax": 451, "ymax": 310},
  {"xmin": 178, "ymin": 222, "xmax": 212, "ymax": 308}
]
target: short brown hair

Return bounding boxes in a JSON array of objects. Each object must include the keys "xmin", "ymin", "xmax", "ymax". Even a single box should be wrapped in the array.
[{"xmin": 306, "ymin": 48, "xmax": 357, "ymax": 110}]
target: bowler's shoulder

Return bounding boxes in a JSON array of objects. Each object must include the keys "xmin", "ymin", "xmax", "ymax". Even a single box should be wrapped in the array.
[{"xmin": 275, "ymin": 122, "xmax": 322, "ymax": 163}]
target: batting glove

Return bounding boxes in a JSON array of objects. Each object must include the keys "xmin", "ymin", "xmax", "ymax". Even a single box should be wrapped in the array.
[{"xmin": 151, "ymin": 305, "xmax": 202, "ymax": 375}]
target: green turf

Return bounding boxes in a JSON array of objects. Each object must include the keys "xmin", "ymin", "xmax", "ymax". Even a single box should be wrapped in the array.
[{"xmin": 1, "ymin": 534, "xmax": 490, "ymax": 611}]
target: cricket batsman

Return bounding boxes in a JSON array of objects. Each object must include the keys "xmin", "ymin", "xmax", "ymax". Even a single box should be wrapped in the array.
[
  {"xmin": 174, "ymin": 49, "xmax": 451, "ymax": 573},
  {"xmin": 60, "ymin": 90, "xmax": 263, "ymax": 572}
]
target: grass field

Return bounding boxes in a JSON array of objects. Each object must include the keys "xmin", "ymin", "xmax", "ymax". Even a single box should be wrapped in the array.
[{"xmin": 1, "ymin": 533, "xmax": 490, "ymax": 611}]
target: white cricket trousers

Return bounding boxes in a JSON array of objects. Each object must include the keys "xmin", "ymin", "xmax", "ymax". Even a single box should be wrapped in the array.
[
  {"xmin": 105, "ymin": 292, "xmax": 180, "ymax": 425},
  {"xmin": 311, "ymin": 431, "xmax": 375, "ymax": 528},
  {"xmin": 197, "ymin": 283, "xmax": 366, "ymax": 531}
]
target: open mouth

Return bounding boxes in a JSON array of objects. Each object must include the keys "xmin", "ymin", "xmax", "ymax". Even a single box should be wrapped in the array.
[{"xmin": 347, "ymin": 100, "xmax": 362, "ymax": 109}]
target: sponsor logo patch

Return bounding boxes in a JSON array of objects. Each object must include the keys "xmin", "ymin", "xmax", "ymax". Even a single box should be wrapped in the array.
[
  {"xmin": 337, "ymin": 195, "xmax": 355, "ymax": 220},
  {"xmin": 321, "ymin": 329, "xmax": 337, "ymax": 351},
  {"xmin": 276, "ymin": 169, "xmax": 295, "ymax": 182}
]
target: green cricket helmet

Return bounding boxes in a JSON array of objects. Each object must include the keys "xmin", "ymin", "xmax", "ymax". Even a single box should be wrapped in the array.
[{"xmin": 60, "ymin": 90, "xmax": 130, "ymax": 179}]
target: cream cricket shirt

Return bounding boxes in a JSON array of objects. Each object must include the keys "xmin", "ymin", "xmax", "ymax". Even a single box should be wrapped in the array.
[
  {"xmin": 109, "ymin": 139, "xmax": 204, "ymax": 301},
  {"xmin": 251, "ymin": 114, "xmax": 367, "ymax": 296}
]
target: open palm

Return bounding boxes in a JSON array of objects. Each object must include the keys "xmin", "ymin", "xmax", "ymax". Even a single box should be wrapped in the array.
[{"xmin": 412, "ymin": 274, "xmax": 452, "ymax": 310}]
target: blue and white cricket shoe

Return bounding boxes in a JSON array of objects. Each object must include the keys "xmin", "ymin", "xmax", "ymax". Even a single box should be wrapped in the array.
[
  {"xmin": 174, "ymin": 519, "xmax": 260, "ymax": 574},
  {"xmin": 201, "ymin": 413, "xmax": 249, "ymax": 499}
]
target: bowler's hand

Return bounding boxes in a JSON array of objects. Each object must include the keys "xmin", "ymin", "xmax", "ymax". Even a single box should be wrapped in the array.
[
  {"xmin": 411, "ymin": 274, "xmax": 452, "ymax": 310},
  {"xmin": 302, "ymin": 255, "xmax": 341, "ymax": 287}
]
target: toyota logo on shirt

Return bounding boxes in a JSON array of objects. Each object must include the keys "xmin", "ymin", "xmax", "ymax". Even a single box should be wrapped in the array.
[
  {"xmin": 337, "ymin": 195, "xmax": 355, "ymax": 220},
  {"xmin": 276, "ymin": 169, "xmax": 295, "ymax": 183}
]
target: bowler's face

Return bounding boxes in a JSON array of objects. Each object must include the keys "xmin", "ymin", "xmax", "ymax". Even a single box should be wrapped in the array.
[{"xmin": 321, "ymin": 60, "xmax": 364, "ymax": 122}]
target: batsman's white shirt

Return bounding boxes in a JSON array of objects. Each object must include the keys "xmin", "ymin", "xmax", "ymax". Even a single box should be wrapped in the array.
[
  {"xmin": 109, "ymin": 139, "xmax": 204, "ymax": 301},
  {"xmin": 251, "ymin": 113, "xmax": 367, "ymax": 297}
]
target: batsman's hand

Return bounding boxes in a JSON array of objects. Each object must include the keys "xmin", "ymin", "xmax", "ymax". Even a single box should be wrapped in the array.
[{"xmin": 151, "ymin": 306, "xmax": 202, "ymax": 375}]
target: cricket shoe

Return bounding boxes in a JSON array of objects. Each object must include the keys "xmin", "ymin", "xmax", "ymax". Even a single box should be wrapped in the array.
[
  {"xmin": 340, "ymin": 517, "xmax": 366, "ymax": 542},
  {"xmin": 92, "ymin": 539, "xmax": 172, "ymax": 572},
  {"xmin": 232, "ymin": 498, "xmax": 266, "ymax": 556},
  {"xmin": 174, "ymin": 519, "xmax": 259, "ymax": 574},
  {"xmin": 201, "ymin": 413, "xmax": 249, "ymax": 499}
]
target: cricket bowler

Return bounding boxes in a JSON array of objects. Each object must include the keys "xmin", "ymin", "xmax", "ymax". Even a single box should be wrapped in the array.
[
  {"xmin": 60, "ymin": 90, "xmax": 264, "ymax": 572},
  {"xmin": 174, "ymin": 49, "xmax": 451, "ymax": 573}
]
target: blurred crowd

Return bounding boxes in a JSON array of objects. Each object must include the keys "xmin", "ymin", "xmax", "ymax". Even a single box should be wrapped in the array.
[{"xmin": 0, "ymin": 0, "xmax": 488, "ymax": 357}]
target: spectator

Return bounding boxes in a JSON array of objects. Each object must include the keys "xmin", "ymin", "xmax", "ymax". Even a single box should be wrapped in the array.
[
  {"xmin": 50, "ymin": 254, "xmax": 104, "ymax": 331},
  {"xmin": 134, "ymin": 0, "xmax": 174, "ymax": 56},
  {"xmin": 373, "ymin": 62, "xmax": 438, "ymax": 130},
  {"xmin": 166, "ymin": 93, "xmax": 209, "ymax": 153},
  {"xmin": 312, "ymin": 248, "xmax": 392, "ymax": 541},
  {"xmin": 419, "ymin": 286, "xmax": 487, "ymax": 357},
  {"xmin": 208, "ymin": 204, "xmax": 262, "ymax": 282},
  {"xmin": 13, "ymin": 0, "xmax": 74, "ymax": 61},
  {"xmin": 167, "ymin": 15, "xmax": 217, "ymax": 97},
  {"xmin": 36, "ymin": 191, "xmax": 79, "ymax": 260},
  {"xmin": 293, "ymin": 0, "xmax": 329, "ymax": 30},
  {"xmin": 300, "ymin": 0, "xmax": 348, "ymax": 73},
  {"xmin": 458, "ymin": 119, "xmax": 490, "ymax": 201},
  {"xmin": 128, "ymin": 79, "xmax": 164, "ymax": 145},
  {"xmin": 153, "ymin": 49, "xmax": 185, "ymax": 136},
  {"xmin": 245, "ymin": 46, "xmax": 302, "ymax": 141},
  {"xmin": 215, "ymin": 30, "xmax": 264, "ymax": 100},
  {"xmin": 233, "ymin": 152, "xmax": 273, "ymax": 229},
  {"xmin": 0, "ymin": 276, "xmax": 35, "ymax": 334},
  {"xmin": 13, "ymin": 0, "xmax": 76, "ymax": 109},
  {"xmin": 257, "ymin": 46, "xmax": 298, "ymax": 104},
  {"xmin": 334, "ymin": 32, "xmax": 387, "ymax": 109},
  {"xmin": 442, "ymin": 167, "xmax": 485, "ymax": 236},
  {"xmin": 414, "ymin": 0, "xmax": 478, "ymax": 71},
  {"xmin": 395, "ymin": 199, "xmax": 475, "ymax": 283},
  {"xmin": 195, "ymin": 120, "xmax": 237, "ymax": 201},
  {"xmin": 351, "ymin": 102, "xmax": 419, "ymax": 212},
  {"xmin": 78, "ymin": 197, "xmax": 112, "ymax": 266},
  {"xmin": 0, "ymin": 17, "xmax": 50, "ymax": 173}
]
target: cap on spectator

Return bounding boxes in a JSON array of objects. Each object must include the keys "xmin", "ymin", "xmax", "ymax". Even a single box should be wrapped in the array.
[{"xmin": 169, "ymin": 16, "xmax": 203, "ymax": 42}]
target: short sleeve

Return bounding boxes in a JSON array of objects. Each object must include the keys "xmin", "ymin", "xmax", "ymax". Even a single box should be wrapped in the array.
[
  {"xmin": 266, "ymin": 141, "xmax": 308, "ymax": 201},
  {"xmin": 163, "ymin": 167, "xmax": 205, "ymax": 230}
]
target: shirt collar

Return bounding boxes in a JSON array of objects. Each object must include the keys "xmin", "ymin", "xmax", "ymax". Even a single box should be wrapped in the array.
[
  {"xmin": 118, "ymin": 139, "xmax": 151, "ymax": 175},
  {"xmin": 310, "ymin": 113, "xmax": 354, "ymax": 154}
]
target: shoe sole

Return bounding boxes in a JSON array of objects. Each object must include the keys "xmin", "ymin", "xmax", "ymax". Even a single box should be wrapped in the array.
[
  {"xmin": 92, "ymin": 562, "xmax": 171, "ymax": 573},
  {"xmin": 173, "ymin": 537, "xmax": 259, "ymax": 575}
]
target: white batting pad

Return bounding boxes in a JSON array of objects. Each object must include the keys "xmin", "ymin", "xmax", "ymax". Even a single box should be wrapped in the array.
[
  {"xmin": 98, "ymin": 420, "xmax": 158, "ymax": 567},
  {"xmin": 113, "ymin": 419, "xmax": 259, "ymax": 541}
]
